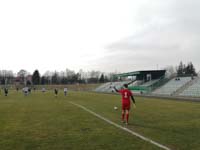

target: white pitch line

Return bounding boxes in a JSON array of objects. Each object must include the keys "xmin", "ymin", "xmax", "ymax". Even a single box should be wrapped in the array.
[{"xmin": 69, "ymin": 101, "xmax": 171, "ymax": 150}]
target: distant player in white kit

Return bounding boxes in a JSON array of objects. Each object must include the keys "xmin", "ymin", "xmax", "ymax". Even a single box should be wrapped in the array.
[
  {"xmin": 42, "ymin": 87, "xmax": 46, "ymax": 93},
  {"xmin": 23, "ymin": 87, "xmax": 29, "ymax": 96},
  {"xmin": 64, "ymin": 88, "xmax": 68, "ymax": 96}
]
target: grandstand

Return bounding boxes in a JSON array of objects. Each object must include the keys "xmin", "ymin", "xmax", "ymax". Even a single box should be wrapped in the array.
[
  {"xmin": 152, "ymin": 77, "xmax": 192, "ymax": 95},
  {"xmin": 94, "ymin": 70, "xmax": 200, "ymax": 98},
  {"xmin": 95, "ymin": 70, "xmax": 166, "ymax": 94},
  {"xmin": 141, "ymin": 79, "xmax": 160, "ymax": 86},
  {"xmin": 179, "ymin": 77, "xmax": 200, "ymax": 97},
  {"xmin": 94, "ymin": 81, "xmax": 131, "ymax": 93}
]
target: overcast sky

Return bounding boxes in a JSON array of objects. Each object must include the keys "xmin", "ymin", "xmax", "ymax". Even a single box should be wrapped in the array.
[{"xmin": 0, "ymin": 0, "xmax": 200, "ymax": 74}]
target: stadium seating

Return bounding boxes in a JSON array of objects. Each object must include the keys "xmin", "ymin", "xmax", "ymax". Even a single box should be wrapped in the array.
[
  {"xmin": 94, "ymin": 81, "xmax": 131, "ymax": 93},
  {"xmin": 94, "ymin": 76, "xmax": 200, "ymax": 98},
  {"xmin": 129, "ymin": 80, "xmax": 143, "ymax": 86},
  {"xmin": 94, "ymin": 82, "xmax": 111, "ymax": 92},
  {"xmin": 141, "ymin": 79, "xmax": 159, "ymax": 87},
  {"xmin": 152, "ymin": 77, "xmax": 191, "ymax": 95},
  {"xmin": 128, "ymin": 79, "xmax": 160, "ymax": 94},
  {"xmin": 95, "ymin": 79, "xmax": 160, "ymax": 94},
  {"xmin": 179, "ymin": 77, "xmax": 200, "ymax": 97}
]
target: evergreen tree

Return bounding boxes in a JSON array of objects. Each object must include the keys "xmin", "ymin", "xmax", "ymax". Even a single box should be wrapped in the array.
[
  {"xmin": 186, "ymin": 62, "xmax": 197, "ymax": 75},
  {"xmin": 177, "ymin": 61, "xmax": 184, "ymax": 76},
  {"xmin": 99, "ymin": 74, "xmax": 105, "ymax": 83},
  {"xmin": 177, "ymin": 61, "xmax": 197, "ymax": 76},
  {"xmin": 32, "ymin": 70, "xmax": 40, "ymax": 85}
]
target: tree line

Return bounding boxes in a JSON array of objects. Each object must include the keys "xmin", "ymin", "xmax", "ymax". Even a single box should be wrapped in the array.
[
  {"xmin": 0, "ymin": 61, "xmax": 198, "ymax": 86},
  {"xmin": 176, "ymin": 61, "xmax": 197, "ymax": 76},
  {"xmin": 0, "ymin": 69, "xmax": 118, "ymax": 86}
]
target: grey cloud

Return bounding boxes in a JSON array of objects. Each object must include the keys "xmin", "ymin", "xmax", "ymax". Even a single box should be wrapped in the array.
[{"xmin": 102, "ymin": 0, "xmax": 200, "ymax": 72}]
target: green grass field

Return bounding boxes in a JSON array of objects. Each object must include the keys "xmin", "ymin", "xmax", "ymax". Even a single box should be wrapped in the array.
[{"xmin": 0, "ymin": 91, "xmax": 200, "ymax": 150}]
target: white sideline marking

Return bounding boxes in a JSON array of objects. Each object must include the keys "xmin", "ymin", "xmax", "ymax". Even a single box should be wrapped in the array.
[{"xmin": 69, "ymin": 101, "xmax": 171, "ymax": 150}]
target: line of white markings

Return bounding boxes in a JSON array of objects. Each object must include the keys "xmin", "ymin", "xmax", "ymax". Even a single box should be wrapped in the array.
[{"xmin": 69, "ymin": 101, "xmax": 171, "ymax": 150}]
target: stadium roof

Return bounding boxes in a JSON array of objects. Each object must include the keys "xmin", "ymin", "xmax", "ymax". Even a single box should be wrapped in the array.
[{"xmin": 114, "ymin": 70, "xmax": 166, "ymax": 77}]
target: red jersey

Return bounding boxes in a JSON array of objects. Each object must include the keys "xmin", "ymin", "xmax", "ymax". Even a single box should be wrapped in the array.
[{"xmin": 118, "ymin": 89, "xmax": 133, "ymax": 104}]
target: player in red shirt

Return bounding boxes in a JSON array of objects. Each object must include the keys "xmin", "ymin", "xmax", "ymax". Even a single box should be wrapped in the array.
[{"xmin": 114, "ymin": 84, "xmax": 136, "ymax": 125}]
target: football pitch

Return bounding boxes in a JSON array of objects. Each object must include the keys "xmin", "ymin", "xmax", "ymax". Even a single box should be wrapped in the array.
[{"xmin": 0, "ymin": 91, "xmax": 200, "ymax": 150}]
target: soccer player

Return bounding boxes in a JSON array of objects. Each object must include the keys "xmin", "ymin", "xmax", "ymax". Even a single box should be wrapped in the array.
[
  {"xmin": 54, "ymin": 88, "xmax": 58, "ymax": 97},
  {"xmin": 64, "ymin": 87, "xmax": 68, "ymax": 96},
  {"xmin": 42, "ymin": 87, "xmax": 46, "ymax": 93},
  {"xmin": 4, "ymin": 88, "xmax": 8, "ymax": 96},
  {"xmin": 114, "ymin": 84, "xmax": 136, "ymax": 125},
  {"xmin": 23, "ymin": 87, "xmax": 28, "ymax": 96}
]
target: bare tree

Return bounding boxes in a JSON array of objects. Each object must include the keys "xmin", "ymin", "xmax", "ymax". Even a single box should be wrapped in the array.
[{"xmin": 17, "ymin": 69, "xmax": 29, "ymax": 85}]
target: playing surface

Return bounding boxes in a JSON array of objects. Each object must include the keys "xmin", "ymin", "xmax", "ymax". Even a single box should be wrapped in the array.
[{"xmin": 0, "ymin": 91, "xmax": 200, "ymax": 150}]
